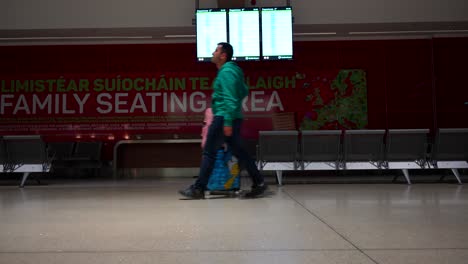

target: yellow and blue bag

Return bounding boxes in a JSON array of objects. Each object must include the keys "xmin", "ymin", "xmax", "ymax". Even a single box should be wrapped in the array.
[{"xmin": 207, "ymin": 149, "xmax": 240, "ymax": 191}]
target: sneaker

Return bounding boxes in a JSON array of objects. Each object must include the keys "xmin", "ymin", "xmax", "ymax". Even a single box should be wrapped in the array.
[
  {"xmin": 178, "ymin": 186, "xmax": 205, "ymax": 199},
  {"xmin": 243, "ymin": 184, "xmax": 268, "ymax": 198}
]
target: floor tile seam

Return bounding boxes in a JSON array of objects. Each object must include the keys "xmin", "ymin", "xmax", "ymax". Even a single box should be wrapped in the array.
[
  {"xmin": 282, "ymin": 189, "xmax": 380, "ymax": 264},
  {"xmin": 0, "ymin": 249, "xmax": 364, "ymax": 254},
  {"xmin": 362, "ymin": 248, "xmax": 468, "ymax": 251}
]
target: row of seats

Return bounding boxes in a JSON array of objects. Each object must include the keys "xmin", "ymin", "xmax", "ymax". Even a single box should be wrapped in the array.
[
  {"xmin": 0, "ymin": 136, "xmax": 102, "ymax": 187},
  {"xmin": 48, "ymin": 141, "xmax": 102, "ymax": 170},
  {"xmin": 257, "ymin": 128, "xmax": 468, "ymax": 185}
]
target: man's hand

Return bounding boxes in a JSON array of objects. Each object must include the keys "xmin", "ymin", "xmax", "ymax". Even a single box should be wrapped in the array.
[{"xmin": 224, "ymin": 126, "xmax": 233, "ymax": 137}]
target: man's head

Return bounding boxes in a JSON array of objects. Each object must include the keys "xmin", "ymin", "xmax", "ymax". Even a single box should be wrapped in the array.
[{"xmin": 211, "ymin": 42, "xmax": 233, "ymax": 67}]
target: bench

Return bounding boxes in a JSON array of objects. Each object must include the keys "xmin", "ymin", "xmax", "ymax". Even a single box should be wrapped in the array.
[
  {"xmin": 257, "ymin": 128, "xmax": 466, "ymax": 185},
  {"xmin": 48, "ymin": 141, "xmax": 103, "ymax": 176},
  {"xmin": 1, "ymin": 135, "xmax": 51, "ymax": 187}
]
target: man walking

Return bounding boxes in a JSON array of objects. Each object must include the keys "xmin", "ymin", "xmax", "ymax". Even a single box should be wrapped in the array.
[{"xmin": 179, "ymin": 42, "xmax": 267, "ymax": 199}]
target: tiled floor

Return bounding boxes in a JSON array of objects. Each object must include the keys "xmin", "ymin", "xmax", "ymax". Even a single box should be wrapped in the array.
[{"xmin": 0, "ymin": 178, "xmax": 467, "ymax": 264}]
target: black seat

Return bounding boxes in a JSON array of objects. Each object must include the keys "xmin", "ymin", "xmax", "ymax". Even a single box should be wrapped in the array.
[
  {"xmin": 2, "ymin": 135, "xmax": 50, "ymax": 187},
  {"xmin": 258, "ymin": 131, "xmax": 299, "ymax": 165},
  {"xmin": 431, "ymin": 128, "xmax": 468, "ymax": 184},
  {"xmin": 71, "ymin": 142, "xmax": 103, "ymax": 176},
  {"xmin": 3, "ymin": 135, "xmax": 49, "ymax": 168},
  {"xmin": 386, "ymin": 129, "xmax": 430, "ymax": 164},
  {"xmin": 257, "ymin": 130, "xmax": 299, "ymax": 185},
  {"xmin": 301, "ymin": 130, "xmax": 342, "ymax": 170},
  {"xmin": 386, "ymin": 129, "xmax": 430, "ymax": 184},
  {"xmin": 433, "ymin": 128, "xmax": 468, "ymax": 162},
  {"xmin": 48, "ymin": 142, "xmax": 75, "ymax": 169},
  {"xmin": 343, "ymin": 129, "xmax": 385, "ymax": 169}
]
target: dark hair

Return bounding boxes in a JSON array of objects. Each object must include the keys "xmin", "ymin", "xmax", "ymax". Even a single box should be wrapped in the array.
[{"xmin": 217, "ymin": 42, "xmax": 233, "ymax": 61}]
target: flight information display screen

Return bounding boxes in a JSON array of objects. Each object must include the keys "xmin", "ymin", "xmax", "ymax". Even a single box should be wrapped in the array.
[
  {"xmin": 228, "ymin": 8, "xmax": 260, "ymax": 61},
  {"xmin": 195, "ymin": 7, "xmax": 293, "ymax": 61},
  {"xmin": 196, "ymin": 9, "xmax": 228, "ymax": 62},
  {"xmin": 261, "ymin": 7, "xmax": 293, "ymax": 60}
]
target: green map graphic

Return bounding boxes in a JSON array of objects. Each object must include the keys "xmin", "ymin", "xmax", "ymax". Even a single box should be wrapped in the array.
[{"xmin": 301, "ymin": 70, "xmax": 368, "ymax": 130}]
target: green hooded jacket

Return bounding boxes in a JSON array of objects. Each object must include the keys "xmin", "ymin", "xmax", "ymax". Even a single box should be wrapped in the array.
[{"xmin": 211, "ymin": 61, "xmax": 248, "ymax": 127}]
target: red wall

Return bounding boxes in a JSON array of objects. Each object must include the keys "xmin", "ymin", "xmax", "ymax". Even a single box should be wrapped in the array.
[
  {"xmin": 2, "ymin": 38, "xmax": 468, "ymax": 161},
  {"xmin": 1, "ymin": 38, "xmax": 467, "ymax": 160},
  {"xmin": 2, "ymin": 38, "xmax": 466, "ymax": 131}
]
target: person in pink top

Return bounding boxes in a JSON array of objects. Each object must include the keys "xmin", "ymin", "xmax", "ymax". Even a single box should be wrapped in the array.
[{"xmin": 201, "ymin": 108, "xmax": 213, "ymax": 148}]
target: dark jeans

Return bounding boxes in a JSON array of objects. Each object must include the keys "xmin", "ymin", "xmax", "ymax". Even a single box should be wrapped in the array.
[{"xmin": 194, "ymin": 116, "xmax": 263, "ymax": 190}]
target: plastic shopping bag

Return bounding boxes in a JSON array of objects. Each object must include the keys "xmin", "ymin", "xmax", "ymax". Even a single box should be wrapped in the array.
[{"xmin": 207, "ymin": 149, "xmax": 240, "ymax": 191}]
